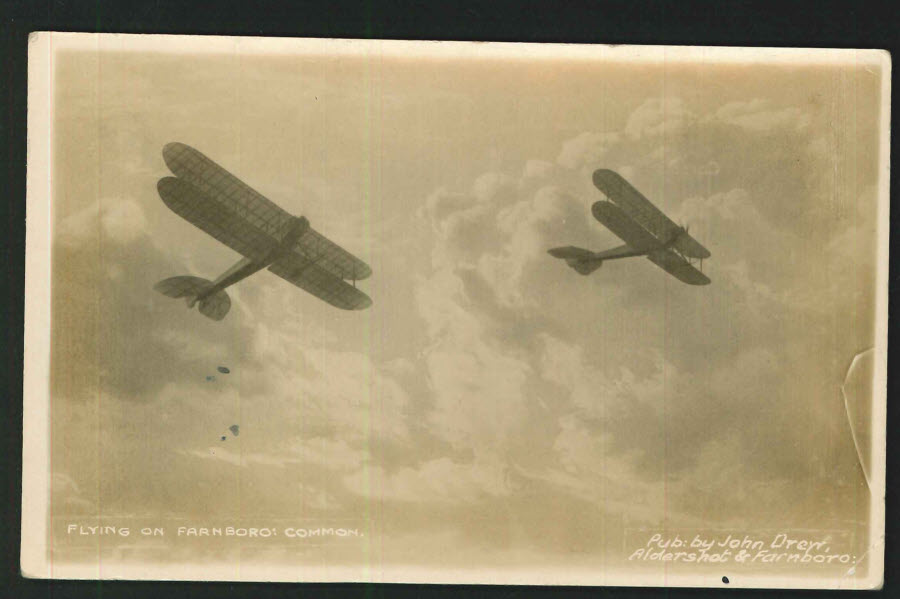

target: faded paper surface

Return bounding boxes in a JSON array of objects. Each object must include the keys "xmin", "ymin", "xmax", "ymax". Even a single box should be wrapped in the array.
[{"xmin": 23, "ymin": 34, "xmax": 889, "ymax": 588}]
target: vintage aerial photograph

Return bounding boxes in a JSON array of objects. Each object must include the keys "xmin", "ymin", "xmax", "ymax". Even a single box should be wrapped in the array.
[{"xmin": 23, "ymin": 34, "xmax": 889, "ymax": 587}]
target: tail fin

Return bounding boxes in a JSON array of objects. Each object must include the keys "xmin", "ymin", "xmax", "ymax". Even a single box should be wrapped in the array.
[
  {"xmin": 153, "ymin": 276, "xmax": 231, "ymax": 321},
  {"xmin": 547, "ymin": 246, "xmax": 604, "ymax": 276}
]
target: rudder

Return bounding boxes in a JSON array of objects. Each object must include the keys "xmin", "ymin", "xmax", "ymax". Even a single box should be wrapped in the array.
[
  {"xmin": 153, "ymin": 275, "xmax": 231, "ymax": 320},
  {"xmin": 198, "ymin": 290, "xmax": 231, "ymax": 321}
]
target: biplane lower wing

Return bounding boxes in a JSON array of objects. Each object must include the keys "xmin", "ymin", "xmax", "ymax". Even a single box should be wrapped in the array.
[
  {"xmin": 591, "ymin": 201, "xmax": 663, "ymax": 253},
  {"xmin": 294, "ymin": 228, "xmax": 372, "ymax": 281},
  {"xmin": 592, "ymin": 169, "xmax": 711, "ymax": 259},
  {"xmin": 158, "ymin": 176, "xmax": 279, "ymax": 263},
  {"xmin": 268, "ymin": 252, "xmax": 372, "ymax": 310},
  {"xmin": 647, "ymin": 249, "xmax": 711, "ymax": 286}
]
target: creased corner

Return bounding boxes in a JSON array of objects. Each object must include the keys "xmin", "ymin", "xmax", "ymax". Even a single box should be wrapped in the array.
[{"xmin": 841, "ymin": 348, "xmax": 875, "ymax": 492}]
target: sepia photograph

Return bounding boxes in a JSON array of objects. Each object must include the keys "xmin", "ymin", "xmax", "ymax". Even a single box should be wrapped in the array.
[{"xmin": 22, "ymin": 33, "xmax": 889, "ymax": 588}]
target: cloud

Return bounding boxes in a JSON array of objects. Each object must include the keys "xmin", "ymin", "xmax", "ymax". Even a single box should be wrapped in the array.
[
  {"xmin": 422, "ymin": 187, "xmax": 475, "ymax": 225},
  {"xmin": 182, "ymin": 436, "xmax": 366, "ymax": 472},
  {"xmin": 49, "ymin": 170, "xmax": 419, "ymax": 526},
  {"xmin": 51, "ymin": 222, "xmax": 236, "ymax": 404},
  {"xmin": 343, "ymin": 457, "xmax": 510, "ymax": 505},
  {"xmin": 522, "ymin": 159, "xmax": 556, "ymax": 180},
  {"xmin": 556, "ymin": 132, "xmax": 621, "ymax": 170},
  {"xmin": 405, "ymin": 93, "xmax": 875, "ymax": 530},
  {"xmin": 57, "ymin": 198, "xmax": 149, "ymax": 248},
  {"xmin": 624, "ymin": 97, "xmax": 695, "ymax": 140},
  {"xmin": 713, "ymin": 99, "xmax": 812, "ymax": 132},
  {"xmin": 51, "ymin": 472, "xmax": 96, "ymax": 512},
  {"xmin": 472, "ymin": 172, "xmax": 516, "ymax": 204}
]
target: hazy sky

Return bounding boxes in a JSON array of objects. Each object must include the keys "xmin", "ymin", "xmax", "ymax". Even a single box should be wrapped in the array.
[{"xmin": 46, "ymin": 42, "xmax": 883, "ymax": 576}]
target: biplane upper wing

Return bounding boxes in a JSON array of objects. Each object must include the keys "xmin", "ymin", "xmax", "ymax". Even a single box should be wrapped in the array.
[
  {"xmin": 592, "ymin": 169, "xmax": 711, "ymax": 259},
  {"xmin": 157, "ymin": 176, "xmax": 280, "ymax": 264},
  {"xmin": 592, "ymin": 201, "xmax": 710, "ymax": 285},
  {"xmin": 163, "ymin": 142, "xmax": 371, "ymax": 281},
  {"xmin": 268, "ymin": 252, "xmax": 372, "ymax": 310},
  {"xmin": 163, "ymin": 142, "xmax": 295, "ymax": 240}
]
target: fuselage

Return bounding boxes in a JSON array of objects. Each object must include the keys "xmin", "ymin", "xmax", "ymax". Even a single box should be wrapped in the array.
[
  {"xmin": 599, "ymin": 227, "xmax": 686, "ymax": 260},
  {"xmin": 662, "ymin": 227, "xmax": 687, "ymax": 250},
  {"xmin": 194, "ymin": 215, "xmax": 310, "ymax": 302}
]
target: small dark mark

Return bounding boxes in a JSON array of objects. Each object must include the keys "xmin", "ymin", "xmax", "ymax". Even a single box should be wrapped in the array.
[
  {"xmin": 221, "ymin": 436, "xmax": 226, "ymax": 441},
  {"xmin": 722, "ymin": 576, "xmax": 729, "ymax": 584}
]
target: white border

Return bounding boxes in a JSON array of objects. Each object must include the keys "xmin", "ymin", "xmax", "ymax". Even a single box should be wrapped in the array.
[{"xmin": 21, "ymin": 31, "xmax": 53, "ymax": 579}]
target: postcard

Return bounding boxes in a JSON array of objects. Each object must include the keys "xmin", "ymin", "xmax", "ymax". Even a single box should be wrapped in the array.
[{"xmin": 22, "ymin": 33, "xmax": 889, "ymax": 587}]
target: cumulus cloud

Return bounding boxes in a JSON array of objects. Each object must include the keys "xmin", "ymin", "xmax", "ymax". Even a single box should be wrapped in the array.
[
  {"xmin": 713, "ymin": 98, "xmax": 813, "ymax": 131},
  {"xmin": 57, "ymin": 198, "xmax": 149, "ymax": 248},
  {"xmin": 404, "ymin": 93, "xmax": 874, "ymax": 532},
  {"xmin": 522, "ymin": 159, "xmax": 556, "ymax": 180},
  {"xmin": 49, "ymin": 172, "xmax": 417, "ymax": 527},
  {"xmin": 183, "ymin": 436, "xmax": 366, "ymax": 473},
  {"xmin": 624, "ymin": 97, "xmax": 696, "ymax": 140},
  {"xmin": 51, "ymin": 472, "xmax": 96, "ymax": 513},
  {"xmin": 422, "ymin": 187, "xmax": 475, "ymax": 225},
  {"xmin": 556, "ymin": 132, "xmax": 621, "ymax": 170}
]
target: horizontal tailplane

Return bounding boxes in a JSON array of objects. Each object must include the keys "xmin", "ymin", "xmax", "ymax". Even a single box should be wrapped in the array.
[
  {"xmin": 153, "ymin": 275, "xmax": 231, "ymax": 321},
  {"xmin": 548, "ymin": 246, "xmax": 604, "ymax": 276}
]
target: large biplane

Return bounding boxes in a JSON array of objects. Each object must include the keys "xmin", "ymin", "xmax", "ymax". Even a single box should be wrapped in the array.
[
  {"xmin": 154, "ymin": 143, "xmax": 372, "ymax": 320},
  {"xmin": 549, "ymin": 169, "xmax": 711, "ymax": 285}
]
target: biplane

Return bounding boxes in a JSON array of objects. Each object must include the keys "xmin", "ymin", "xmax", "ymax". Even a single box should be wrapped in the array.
[
  {"xmin": 153, "ymin": 143, "xmax": 372, "ymax": 320},
  {"xmin": 549, "ymin": 169, "xmax": 711, "ymax": 285}
]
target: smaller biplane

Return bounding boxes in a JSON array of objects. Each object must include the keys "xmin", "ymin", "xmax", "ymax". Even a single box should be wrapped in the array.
[
  {"xmin": 154, "ymin": 143, "xmax": 372, "ymax": 320},
  {"xmin": 549, "ymin": 169, "xmax": 711, "ymax": 285}
]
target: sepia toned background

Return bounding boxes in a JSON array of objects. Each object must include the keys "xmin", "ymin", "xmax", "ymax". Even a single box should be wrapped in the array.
[{"xmin": 37, "ymin": 38, "xmax": 885, "ymax": 583}]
